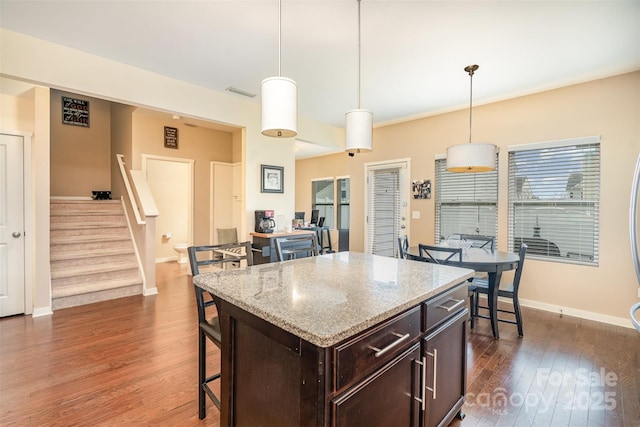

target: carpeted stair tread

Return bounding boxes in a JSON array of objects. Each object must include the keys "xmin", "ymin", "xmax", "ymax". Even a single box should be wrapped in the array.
[
  {"xmin": 52, "ymin": 276, "xmax": 143, "ymax": 298},
  {"xmin": 50, "ymin": 260, "xmax": 139, "ymax": 279}
]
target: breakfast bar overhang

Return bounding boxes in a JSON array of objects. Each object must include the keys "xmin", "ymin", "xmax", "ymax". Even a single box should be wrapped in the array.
[{"xmin": 193, "ymin": 252, "xmax": 474, "ymax": 427}]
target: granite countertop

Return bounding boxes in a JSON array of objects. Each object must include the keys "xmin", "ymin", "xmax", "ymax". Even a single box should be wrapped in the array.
[{"xmin": 192, "ymin": 251, "xmax": 474, "ymax": 347}]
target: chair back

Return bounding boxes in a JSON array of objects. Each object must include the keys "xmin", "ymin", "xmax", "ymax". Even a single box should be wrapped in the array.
[
  {"xmin": 511, "ymin": 243, "xmax": 528, "ymax": 294},
  {"xmin": 418, "ymin": 244, "xmax": 462, "ymax": 264},
  {"xmin": 188, "ymin": 241, "xmax": 253, "ymax": 324},
  {"xmin": 460, "ymin": 234, "xmax": 495, "ymax": 250},
  {"xmin": 216, "ymin": 227, "xmax": 238, "ymax": 245},
  {"xmin": 398, "ymin": 235, "xmax": 409, "ymax": 259},
  {"xmin": 275, "ymin": 233, "xmax": 319, "ymax": 261}
]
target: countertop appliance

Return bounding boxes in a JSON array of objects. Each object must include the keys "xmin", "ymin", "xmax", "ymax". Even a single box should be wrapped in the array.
[
  {"xmin": 255, "ymin": 210, "xmax": 276, "ymax": 234},
  {"xmin": 630, "ymin": 153, "xmax": 640, "ymax": 332}
]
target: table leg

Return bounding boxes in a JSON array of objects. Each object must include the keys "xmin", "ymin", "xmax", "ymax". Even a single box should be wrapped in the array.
[{"xmin": 488, "ymin": 271, "xmax": 503, "ymax": 339}]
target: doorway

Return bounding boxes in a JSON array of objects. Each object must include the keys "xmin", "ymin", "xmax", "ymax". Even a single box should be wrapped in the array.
[
  {"xmin": 364, "ymin": 159, "xmax": 410, "ymax": 257},
  {"xmin": 142, "ymin": 155, "xmax": 194, "ymax": 262}
]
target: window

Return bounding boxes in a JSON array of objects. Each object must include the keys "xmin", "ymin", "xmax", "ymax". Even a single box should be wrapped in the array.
[
  {"xmin": 435, "ymin": 156, "xmax": 498, "ymax": 243},
  {"xmin": 508, "ymin": 136, "xmax": 600, "ymax": 265},
  {"xmin": 312, "ymin": 179, "xmax": 334, "ymax": 229},
  {"xmin": 337, "ymin": 178, "xmax": 350, "ymax": 230}
]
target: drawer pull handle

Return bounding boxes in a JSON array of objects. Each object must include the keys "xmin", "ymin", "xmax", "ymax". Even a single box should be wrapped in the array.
[
  {"xmin": 369, "ymin": 332, "xmax": 410, "ymax": 358},
  {"xmin": 437, "ymin": 298, "xmax": 465, "ymax": 313},
  {"xmin": 426, "ymin": 349, "xmax": 438, "ymax": 399},
  {"xmin": 413, "ymin": 357, "xmax": 427, "ymax": 411}
]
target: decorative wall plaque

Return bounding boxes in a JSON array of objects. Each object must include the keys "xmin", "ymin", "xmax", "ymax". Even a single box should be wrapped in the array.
[
  {"xmin": 62, "ymin": 96, "xmax": 90, "ymax": 127},
  {"xmin": 164, "ymin": 126, "xmax": 178, "ymax": 149}
]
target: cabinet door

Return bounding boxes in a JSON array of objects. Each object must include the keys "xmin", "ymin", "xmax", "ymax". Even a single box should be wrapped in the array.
[
  {"xmin": 423, "ymin": 309, "xmax": 467, "ymax": 427},
  {"xmin": 332, "ymin": 343, "xmax": 421, "ymax": 427}
]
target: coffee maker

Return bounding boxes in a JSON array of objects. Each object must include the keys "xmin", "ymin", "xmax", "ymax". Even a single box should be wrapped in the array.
[{"xmin": 254, "ymin": 210, "xmax": 276, "ymax": 233}]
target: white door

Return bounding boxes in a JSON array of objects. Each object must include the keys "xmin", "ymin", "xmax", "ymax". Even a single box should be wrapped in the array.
[
  {"xmin": 365, "ymin": 159, "xmax": 410, "ymax": 257},
  {"xmin": 0, "ymin": 133, "xmax": 25, "ymax": 316},
  {"xmin": 143, "ymin": 155, "xmax": 193, "ymax": 261}
]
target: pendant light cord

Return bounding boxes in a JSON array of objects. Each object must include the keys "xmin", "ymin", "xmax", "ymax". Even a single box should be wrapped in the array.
[
  {"xmin": 468, "ymin": 67, "xmax": 474, "ymax": 144},
  {"xmin": 357, "ymin": 0, "xmax": 362, "ymax": 110},
  {"xmin": 278, "ymin": 0, "xmax": 282, "ymax": 77}
]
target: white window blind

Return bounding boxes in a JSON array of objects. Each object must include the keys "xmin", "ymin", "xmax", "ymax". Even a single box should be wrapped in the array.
[
  {"xmin": 367, "ymin": 166, "xmax": 403, "ymax": 256},
  {"xmin": 312, "ymin": 179, "xmax": 334, "ymax": 229},
  {"xmin": 508, "ymin": 136, "xmax": 600, "ymax": 265},
  {"xmin": 435, "ymin": 156, "xmax": 498, "ymax": 243}
]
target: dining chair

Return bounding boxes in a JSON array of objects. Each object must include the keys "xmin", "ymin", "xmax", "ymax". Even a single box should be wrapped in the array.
[
  {"xmin": 469, "ymin": 243, "xmax": 527, "ymax": 337},
  {"xmin": 398, "ymin": 235, "xmax": 409, "ymax": 259},
  {"xmin": 274, "ymin": 233, "xmax": 319, "ymax": 261},
  {"xmin": 188, "ymin": 241, "xmax": 253, "ymax": 419},
  {"xmin": 460, "ymin": 234, "xmax": 495, "ymax": 250},
  {"xmin": 418, "ymin": 244, "xmax": 462, "ymax": 264}
]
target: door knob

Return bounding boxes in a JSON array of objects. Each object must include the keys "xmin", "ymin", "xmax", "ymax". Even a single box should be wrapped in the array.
[{"xmin": 12, "ymin": 232, "xmax": 22, "ymax": 238}]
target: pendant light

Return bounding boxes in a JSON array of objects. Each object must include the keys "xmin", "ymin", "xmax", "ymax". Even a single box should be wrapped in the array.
[
  {"xmin": 446, "ymin": 65, "xmax": 496, "ymax": 172},
  {"xmin": 261, "ymin": 0, "xmax": 297, "ymax": 138},
  {"xmin": 345, "ymin": 0, "xmax": 372, "ymax": 155}
]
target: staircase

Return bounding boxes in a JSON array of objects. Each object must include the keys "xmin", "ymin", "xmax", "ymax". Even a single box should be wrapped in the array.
[{"xmin": 50, "ymin": 199, "xmax": 143, "ymax": 310}]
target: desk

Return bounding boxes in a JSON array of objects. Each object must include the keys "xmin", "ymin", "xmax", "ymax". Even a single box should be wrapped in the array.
[
  {"xmin": 193, "ymin": 252, "xmax": 474, "ymax": 426},
  {"xmin": 406, "ymin": 246, "xmax": 520, "ymax": 338},
  {"xmin": 250, "ymin": 230, "xmax": 315, "ymax": 264}
]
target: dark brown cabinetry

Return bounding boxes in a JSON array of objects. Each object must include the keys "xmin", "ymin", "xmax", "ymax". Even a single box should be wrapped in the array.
[{"xmin": 216, "ymin": 282, "xmax": 468, "ymax": 427}]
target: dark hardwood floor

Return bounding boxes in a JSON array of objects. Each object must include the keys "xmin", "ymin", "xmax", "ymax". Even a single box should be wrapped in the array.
[{"xmin": 1, "ymin": 262, "xmax": 639, "ymax": 426}]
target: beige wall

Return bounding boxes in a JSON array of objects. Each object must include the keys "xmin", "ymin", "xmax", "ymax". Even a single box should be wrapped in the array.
[
  {"xmin": 50, "ymin": 90, "xmax": 111, "ymax": 197},
  {"xmin": 131, "ymin": 110, "xmax": 234, "ymax": 251},
  {"xmin": 297, "ymin": 71, "xmax": 640, "ymax": 325}
]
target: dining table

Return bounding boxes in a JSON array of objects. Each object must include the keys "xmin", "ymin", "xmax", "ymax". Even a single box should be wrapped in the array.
[{"xmin": 406, "ymin": 245, "xmax": 520, "ymax": 338}]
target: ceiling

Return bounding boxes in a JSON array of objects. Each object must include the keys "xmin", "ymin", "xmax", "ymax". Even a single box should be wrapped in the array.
[{"xmin": 1, "ymin": 0, "xmax": 639, "ymax": 158}]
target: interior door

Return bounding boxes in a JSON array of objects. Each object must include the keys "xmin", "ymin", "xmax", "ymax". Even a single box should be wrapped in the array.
[
  {"xmin": 0, "ymin": 133, "xmax": 25, "ymax": 316},
  {"xmin": 365, "ymin": 160, "xmax": 410, "ymax": 257}
]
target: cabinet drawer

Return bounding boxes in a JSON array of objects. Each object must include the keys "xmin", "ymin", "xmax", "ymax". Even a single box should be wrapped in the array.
[
  {"xmin": 334, "ymin": 306, "xmax": 421, "ymax": 391},
  {"xmin": 424, "ymin": 284, "xmax": 467, "ymax": 332}
]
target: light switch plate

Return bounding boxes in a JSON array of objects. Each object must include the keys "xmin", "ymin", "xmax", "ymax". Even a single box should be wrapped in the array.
[{"xmin": 412, "ymin": 211, "xmax": 420, "ymax": 219}]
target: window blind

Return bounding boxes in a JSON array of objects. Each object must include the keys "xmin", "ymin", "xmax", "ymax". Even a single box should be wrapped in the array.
[
  {"xmin": 435, "ymin": 156, "xmax": 498, "ymax": 243},
  {"xmin": 367, "ymin": 167, "xmax": 402, "ymax": 256},
  {"xmin": 507, "ymin": 137, "xmax": 600, "ymax": 265}
]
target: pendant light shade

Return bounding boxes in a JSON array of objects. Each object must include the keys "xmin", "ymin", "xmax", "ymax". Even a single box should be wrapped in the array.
[
  {"xmin": 261, "ymin": 0, "xmax": 297, "ymax": 138},
  {"xmin": 261, "ymin": 76, "xmax": 297, "ymax": 138},
  {"xmin": 446, "ymin": 143, "xmax": 497, "ymax": 172},
  {"xmin": 345, "ymin": 109, "xmax": 373, "ymax": 153},
  {"xmin": 345, "ymin": 0, "xmax": 372, "ymax": 154},
  {"xmin": 446, "ymin": 64, "xmax": 496, "ymax": 172}
]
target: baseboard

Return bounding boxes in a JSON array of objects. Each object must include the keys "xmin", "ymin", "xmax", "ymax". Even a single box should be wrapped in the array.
[
  {"xmin": 32, "ymin": 306, "xmax": 53, "ymax": 317},
  {"xmin": 143, "ymin": 287, "xmax": 158, "ymax": 296},
  {"xmin": 519, "ymin": 298, "xmax": 633, "ymax": 329}
]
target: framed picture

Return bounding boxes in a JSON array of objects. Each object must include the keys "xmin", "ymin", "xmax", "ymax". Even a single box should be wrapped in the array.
[
  {"xmin": 261, "ymin": 164, "xmax": 284, "ymax": 193},
  {"xmin": 164, "ymin": 126, "xmax": 178, "ymax": 149},
  {"xmin": 62, "ymin": 96, "xmax": 90, "ymax": 127},
  {"xmin": 412, "ymin": 179, "xmax": 431, "ymax": 199}
]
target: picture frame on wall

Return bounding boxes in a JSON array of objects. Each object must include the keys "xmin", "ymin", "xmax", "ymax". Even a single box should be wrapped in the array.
[
  {"xmin": 261, "ymin": 164, "xmax": 284, "ymax": 193},
  {"xmin": 62, "ymin": 96, "xmax": 90, "ymax": 127}
]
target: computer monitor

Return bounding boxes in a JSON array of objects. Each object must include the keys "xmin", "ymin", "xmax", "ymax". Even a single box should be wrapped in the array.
[{"xmin": 310, "ymin": 209, "xmax": 319, "ymax": 226}]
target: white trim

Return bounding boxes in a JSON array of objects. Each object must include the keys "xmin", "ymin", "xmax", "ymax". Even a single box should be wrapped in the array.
[
  {"xmin": 336, "ymin": 174, "xmax": 350, "ymax": 180},
  {"xmin": 23, "ymin": 133, "xmax": 33, "ymax": 316},
  {"xmin": 479, "ymin": 295, "xmax": 636, "ymax": 329},
  {"xmin": 311, "ymin": 176, "xmax": 334, "ymax": 182},
  {"xmin": 32, "ymin": 306, "xmax": 53, "ymax": 317},
  {"xmin": 50, "ymin": 196, "xmax": 92, "ymax": 200},
  {"xmin": 119, "ymin": 197, "xmax": 151, "ymax": 296},
  {"xmin": 507, "ymin": 135, "xmax": 600, "ymax": 152},
  {"xmin": 365, "ymin": 157, "xmax": 411, "ymax": 171},
  {"xmin": 434, "ymin": 153, "xmax": 446, "ymax": 160}
]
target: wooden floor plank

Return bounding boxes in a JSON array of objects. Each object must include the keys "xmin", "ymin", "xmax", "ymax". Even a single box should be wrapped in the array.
[{"xmin": 1, "ymin": 262, "xmax": 638, "ymax": 426}]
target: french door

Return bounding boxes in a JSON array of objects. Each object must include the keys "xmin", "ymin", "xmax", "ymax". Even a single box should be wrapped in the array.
[{"xmin": 365, "ymin": 159, "xmax": 410, "ymax": 257}]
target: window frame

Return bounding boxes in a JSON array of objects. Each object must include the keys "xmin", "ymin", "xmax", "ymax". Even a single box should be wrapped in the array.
[{"xmin": 507, "ymin": 136, "xmax": 601, "ymax": 266}]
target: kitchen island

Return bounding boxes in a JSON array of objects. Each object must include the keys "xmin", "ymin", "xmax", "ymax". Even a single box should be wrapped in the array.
[{"xmin": 193, "ymin": 251, "xmax": 474, "ymax": 427}]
